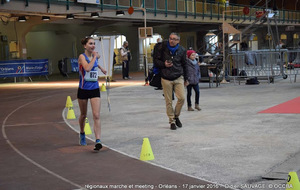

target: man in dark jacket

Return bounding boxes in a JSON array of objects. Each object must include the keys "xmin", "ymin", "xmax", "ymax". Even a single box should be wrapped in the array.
[
  {"xmin": 153, "ymin": 32, "xmax": 188, "ymax": 130},
  {"xmin": 150, "ymin": 38, "xmax": 163, "ymax": 90}
]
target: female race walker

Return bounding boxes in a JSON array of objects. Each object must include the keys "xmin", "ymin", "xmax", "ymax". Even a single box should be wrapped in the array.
[{"xmin": 77, "ymin": 37, "xmax": 107, "ymax": 151}]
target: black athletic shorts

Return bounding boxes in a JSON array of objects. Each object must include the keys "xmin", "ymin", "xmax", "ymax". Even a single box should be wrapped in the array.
[{"xmin": 77, "ymin": 88, "xmax": 100, "ymax": 99}]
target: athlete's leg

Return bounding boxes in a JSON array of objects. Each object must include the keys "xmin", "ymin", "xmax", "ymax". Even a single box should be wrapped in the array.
[
  {"xmin": 90, "ymin": 97, "xmax": 101, "ymax": 140},
  {"xmin": 78, "ymin": 98, "xmax": 88, "ymax": 133}
]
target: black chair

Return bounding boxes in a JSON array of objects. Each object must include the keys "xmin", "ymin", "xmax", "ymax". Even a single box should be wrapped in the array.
[{"xmin": 58, "ymin": 58, "xmax": 69, "ymax": 77}]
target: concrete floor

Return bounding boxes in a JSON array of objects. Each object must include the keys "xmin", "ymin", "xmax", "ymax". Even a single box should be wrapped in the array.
[{"xmin": 65, "ymin": 73, "xmax": 300, "ymax": 190}]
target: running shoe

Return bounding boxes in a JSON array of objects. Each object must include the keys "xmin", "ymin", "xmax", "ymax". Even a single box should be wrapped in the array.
[
  {"xmin": 79, "ymin": 133, "xmax": 87, "ymax": 146},
  {"xmin": 94, "ymin": 139, "xmax": 102, "ymax": 151}
]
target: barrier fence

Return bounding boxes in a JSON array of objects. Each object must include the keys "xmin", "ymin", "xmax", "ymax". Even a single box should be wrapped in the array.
[
  {"xmin": 284, "ymin": 50, "xmax": 300, "ymax": 83},
  {"xmin": 227, "ymin": 51, "xmax": 287, "ymax": 83}
]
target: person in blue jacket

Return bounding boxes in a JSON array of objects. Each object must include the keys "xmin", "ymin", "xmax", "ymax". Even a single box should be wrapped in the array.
[{"xmin": 77, "ymin": 36, "xmax": 107, "ymax": 151}]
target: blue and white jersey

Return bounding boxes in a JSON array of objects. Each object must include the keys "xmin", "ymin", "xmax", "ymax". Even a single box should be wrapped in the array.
[{"xmin": 78, "ymin": 53, "xmax": 99, "ymax": 90}]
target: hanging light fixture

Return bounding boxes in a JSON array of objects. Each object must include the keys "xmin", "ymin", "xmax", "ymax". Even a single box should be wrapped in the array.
[
  {"xmin": 18, "ymin": 16, "xmax": 26, "ymax": 22},
  {"xmin": 42, "ymin": 16, "xmax": 50, "ymax": 21},
  {"xmin": 91, "ymin": 12, "xmax": 99, "ymax": 18},
  {"xmin": 116, "ymin": 10, "xmax": 125, "ymax": 16},
  {"xmin": 66, "ymin": 14, "xmax": 74, "ymax": 19}
]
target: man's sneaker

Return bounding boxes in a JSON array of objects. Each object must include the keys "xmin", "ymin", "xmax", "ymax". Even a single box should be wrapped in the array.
[
  {"xmin": 79, "ymin": 133, "xmax": 87, "ymax": 146},
  {"xmin": 195, "ymin": 104, "xmax": 202, "ymax": 111},
  {"xmin": 94, "ymin": 139, "xmax": 102, "ymax": 151},
  {"xmin": 175, "ymin": 118, "xmax": 182, "ymax": 128},
  {"xmin": 188, "ymin": 107, "xmax": 194, "ymax": 111},
  {"xmin": 170, "ymin": 123, "xmax": 176, "ymax": 130}
]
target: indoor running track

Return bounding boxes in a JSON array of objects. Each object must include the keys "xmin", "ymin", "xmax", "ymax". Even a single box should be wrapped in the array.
[{"xmin": 0, "ymin": 82, "xmax": 227, "ymax": 190}]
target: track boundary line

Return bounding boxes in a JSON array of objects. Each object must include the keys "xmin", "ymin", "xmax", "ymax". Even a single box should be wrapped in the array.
[
  {"xmin": 5, "ymin": 121, "xmax": 66, "ymax": 127},
  {"xmin": 62, "ymin": 102, "xmax": 231, "ymax": 190},
  {"xmin": 2, "ymin": 95, "xmax": 85, "ymax": 190}
]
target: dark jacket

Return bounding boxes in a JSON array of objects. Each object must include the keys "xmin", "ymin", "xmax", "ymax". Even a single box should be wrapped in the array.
[
  {"xmin": 186, "ymin": 59, "xmax": 201, "ymax": 85},
  {"xmin": 153, "ymin": 41, "xmax": 188, "ymax": 81}
]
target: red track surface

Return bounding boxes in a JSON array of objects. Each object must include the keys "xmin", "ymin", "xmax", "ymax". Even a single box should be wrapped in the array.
[
  {"xmin": 259, "ymin": 96, "xmax": 300, "ymax": 114},
  {"xmin": 0, "ymin": 77, "xmax": 226, "ymax": 190}
]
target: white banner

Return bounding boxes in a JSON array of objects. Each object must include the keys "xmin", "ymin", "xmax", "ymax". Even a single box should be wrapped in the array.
[{"xmin": 94, "ymin": 36, "xmax": 115, "ymax": 78}]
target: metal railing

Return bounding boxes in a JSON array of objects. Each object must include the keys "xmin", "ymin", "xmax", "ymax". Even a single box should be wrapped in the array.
[
  {"xmin": 284, "ymin": 50, "xmax": 300, "ymax": 83},
  {"xmin": 2, "ymin": 0, "xmax": 299, "ymax": 24},
  {"xmin": 227, "ymin": 50, "xmax": 288, "ymax": 83}
]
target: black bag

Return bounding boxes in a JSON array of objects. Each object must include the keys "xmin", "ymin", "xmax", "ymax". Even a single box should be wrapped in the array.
[
  {"xmin": 239, "ymin": 70, "xmax": 247, "ymax": 78},
  {"xmin": 246, "ymin": 77, "xmax": 260, "ymax": 85},
  {"xmin": 149, "ymin": 71, "xmax": 162, "ymax": 88}
]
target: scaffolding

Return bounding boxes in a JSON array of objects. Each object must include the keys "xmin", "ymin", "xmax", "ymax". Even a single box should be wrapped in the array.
[{"xmin": 219, "ymin": 0, "xmax": 294, "ymax": 84}]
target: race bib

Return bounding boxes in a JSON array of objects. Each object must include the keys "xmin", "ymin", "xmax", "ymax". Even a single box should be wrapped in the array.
[{"xmin": 84, "ymin": 70, "xmax": 98, "ymax": 82}]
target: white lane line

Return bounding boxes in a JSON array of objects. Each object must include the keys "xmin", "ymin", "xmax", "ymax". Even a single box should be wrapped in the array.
[
  {"xmin": 62, "ymin": 107, "xmax": 232, "ymax": 190},
  {"xmin": 5, "ymin": 121, "xmax": 66, "ymax": 127},
  {"xmin": 2, "ymin": 95, "xmax": 85, "ymax": 190}
]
